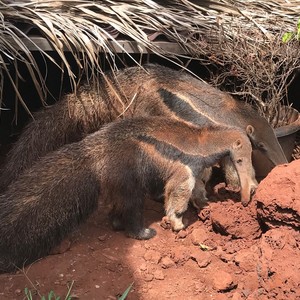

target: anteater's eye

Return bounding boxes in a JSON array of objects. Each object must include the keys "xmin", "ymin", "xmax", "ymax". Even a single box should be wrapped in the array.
[
  {"xmin": 236, "ymin": 159, "xmax": 243, "ymax": 164},
  {"xmin": 257, "ymin": 142, "xmax": 265, "ymax": 149}
]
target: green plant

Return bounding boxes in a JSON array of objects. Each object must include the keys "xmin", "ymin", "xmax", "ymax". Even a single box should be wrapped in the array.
[
  {"xmin": 24, "ymin": 280, "xmax": 74, "ymax": 300},
  {"xmin": 282, "ymin": 19, "xmax": 300, "ymax": 42},
  {"xmin": 118, "ymin": 282, "xmax": 134, "ymax": 300}
]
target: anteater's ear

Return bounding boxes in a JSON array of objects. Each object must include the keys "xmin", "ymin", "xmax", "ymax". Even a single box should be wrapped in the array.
[
  {"xmin": 233, "ymin": 139, "xmax": 243, "ymax": 149},
  {"xmin": 246, "ymin": 125, "xmax": 255, "ymax": 137}
]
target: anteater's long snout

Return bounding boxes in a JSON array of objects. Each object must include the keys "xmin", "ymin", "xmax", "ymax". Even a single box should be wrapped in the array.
[
  {"xmin": 268, "ymin": 145, "xmax": 288, "ymax": 166},
  {"xmin": 241, "ymin": 178, "xmax": 258, "ymax": 206},
  {"xmin": 239, "ymin": 174, "xmax": 258, "ymax": 207},
  {"xmin": 262, "ymin": 131, "xmax": 288, "ymax": 165}
]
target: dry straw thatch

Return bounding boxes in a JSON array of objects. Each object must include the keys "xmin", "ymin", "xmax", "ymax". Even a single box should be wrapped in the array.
[{"xmin": 0, "ymin": 0, "xmax": 300, "ymax": 118}]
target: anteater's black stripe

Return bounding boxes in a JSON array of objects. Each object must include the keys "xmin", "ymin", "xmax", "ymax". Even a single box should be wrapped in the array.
[
  {"xmin": 159, "ymin": 88, "xmax": 211, "ymax": 126},
  {"xmin": 137, "ymin": 134, "xmax": 228, "ymax": 176}
]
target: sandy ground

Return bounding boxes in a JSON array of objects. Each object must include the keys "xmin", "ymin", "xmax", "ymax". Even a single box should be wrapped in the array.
[{"xmin": 0, "ymin": 159, "xmax": 299, "ymax": 300}]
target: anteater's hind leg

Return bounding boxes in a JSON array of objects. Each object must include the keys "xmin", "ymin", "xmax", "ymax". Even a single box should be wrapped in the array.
[
  {"xmin": 164, "ymin": 165, "xmax": 195, "ymax": 231},
  {"xmin": 110, "ymin": 195, "xmax": 156, "ymax": 240},
  {"xmin": 124, "ymin": 203, "xmax": 157, "ymax": 240}
]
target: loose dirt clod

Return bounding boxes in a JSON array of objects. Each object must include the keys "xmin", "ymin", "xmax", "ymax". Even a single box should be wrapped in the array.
[
  {"xmin": 143, "ymin": 250, "xmax": 161, "ymax": 264},
  {"xmin": 160, "ymin": 256, "xmax": 176, "ymax": 269},
  {"xmin": 211, "ymin": 270, "xmax": 236, "ymax": 292},
  {"xmin": 190, "ymin": 228, "xmax": 210, "ymax": 245},
  {"xmin": 190, "ymin": 249, "xmax": 211, "ymax": 268}
]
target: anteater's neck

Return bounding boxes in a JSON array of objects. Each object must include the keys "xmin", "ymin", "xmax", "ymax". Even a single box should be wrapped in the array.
[
  {"xmin": 130, "ymin": 119, "xmax": 238, "ymax": 168},
  {"xmin": 148, "ymin": 121, "xmax": 235, "ymax": 157}
]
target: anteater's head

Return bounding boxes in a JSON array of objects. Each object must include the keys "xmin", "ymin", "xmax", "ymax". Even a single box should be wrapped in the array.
[
  {"xmin": 245, "ymin": 122, "xmax": 287, "ymax": 166},
  {"xmin": 230, "ymin": 134, "xmax": 258, "ymax": 206},
  {"xmin": 236, "ymin": 103, "xmax": 287, "ymax": 167}
]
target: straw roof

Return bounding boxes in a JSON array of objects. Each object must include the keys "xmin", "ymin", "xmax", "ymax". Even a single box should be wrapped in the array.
[{"xmin": 0, "ymin": 0, "xmax": 299, "ymax": 116}]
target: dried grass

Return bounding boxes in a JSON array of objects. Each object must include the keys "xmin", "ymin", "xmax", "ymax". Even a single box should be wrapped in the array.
[
  {"xmin": 207, "ymin": 29, "xmax": 300, "ymax": 120},
  {"xmin": 0, "ymin": 0, "xmax": 299, "ymax": 118}
]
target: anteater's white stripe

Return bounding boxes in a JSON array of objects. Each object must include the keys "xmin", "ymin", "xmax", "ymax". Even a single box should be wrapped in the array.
[{"xmin": 174, "ymin": 92, "xmax": 228, "ymax": 127}]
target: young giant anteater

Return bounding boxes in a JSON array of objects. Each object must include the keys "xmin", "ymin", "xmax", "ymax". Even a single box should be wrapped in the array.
[
  {"xmin": 0, "ymin": 64, "xmax": 286, "ymax": 190},
  {"xmin": 0, "ymin": 117, "xmax": 257, "ymax": 273}
]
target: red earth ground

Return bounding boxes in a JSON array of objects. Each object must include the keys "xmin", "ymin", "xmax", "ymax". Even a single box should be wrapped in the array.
[{"xmin": 0, "ymin": 160, "xmax": 299, "ymax": 300}]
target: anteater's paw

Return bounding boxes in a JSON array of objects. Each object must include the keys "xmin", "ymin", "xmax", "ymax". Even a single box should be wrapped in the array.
[
  {"xmin": 172, "ymin": 222, "xmax": 185, "ymax": 232},
  {"xmin": 127, "ymin": 228, "xmax": 157, "ymax": 240},
  {"xmin": 167, "ymin": 213, "xmax": 186, "ymax": 232},
  {"xmin": 160, "ymin": 216, "xmax": 172, "ymax": 229},
  {"xmin": 170, "ymin": 219, "xmax": 185, "ymax": 232}
]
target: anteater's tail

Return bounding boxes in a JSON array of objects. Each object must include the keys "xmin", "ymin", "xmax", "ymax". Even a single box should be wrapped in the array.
[{"xmin": 0, "ymin": 148, "xmax": 100, "ymax": 273}]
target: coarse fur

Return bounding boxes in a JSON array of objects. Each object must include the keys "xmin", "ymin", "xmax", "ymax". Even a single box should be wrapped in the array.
[
  {"xmin": 0, "ymin": 117, "xmax": 257, "ymax": 273},
  {"xmin": 0, "ymin": 64, "xmax": 286, "ymax": 191}
]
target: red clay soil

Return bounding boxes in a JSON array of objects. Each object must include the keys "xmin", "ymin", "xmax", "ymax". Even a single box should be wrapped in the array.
[{"xmin": 0, "ymin": 161, "xmax": 299, "ymax": 300}]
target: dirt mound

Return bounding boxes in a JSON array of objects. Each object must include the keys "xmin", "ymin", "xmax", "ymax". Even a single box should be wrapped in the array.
[
  {"xmin": 0, "ymin": 163, "xmax": 299, "ymax": 299},
  {"xmin": 255, "ymin": 159, "xmax": 300, "ymax": 229}
]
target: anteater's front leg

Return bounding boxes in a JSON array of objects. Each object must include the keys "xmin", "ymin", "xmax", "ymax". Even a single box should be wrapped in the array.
[
  {"xmin": 190, "ymin": 167, "xmax": 212, "ymax": 210},
  {"xmin": 221, "ymin": 156, "xmax": 240, "ymax": 189},
  {"xmin": 164, "ymin": 165, "xmax": 195, "ymax": 231}
]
